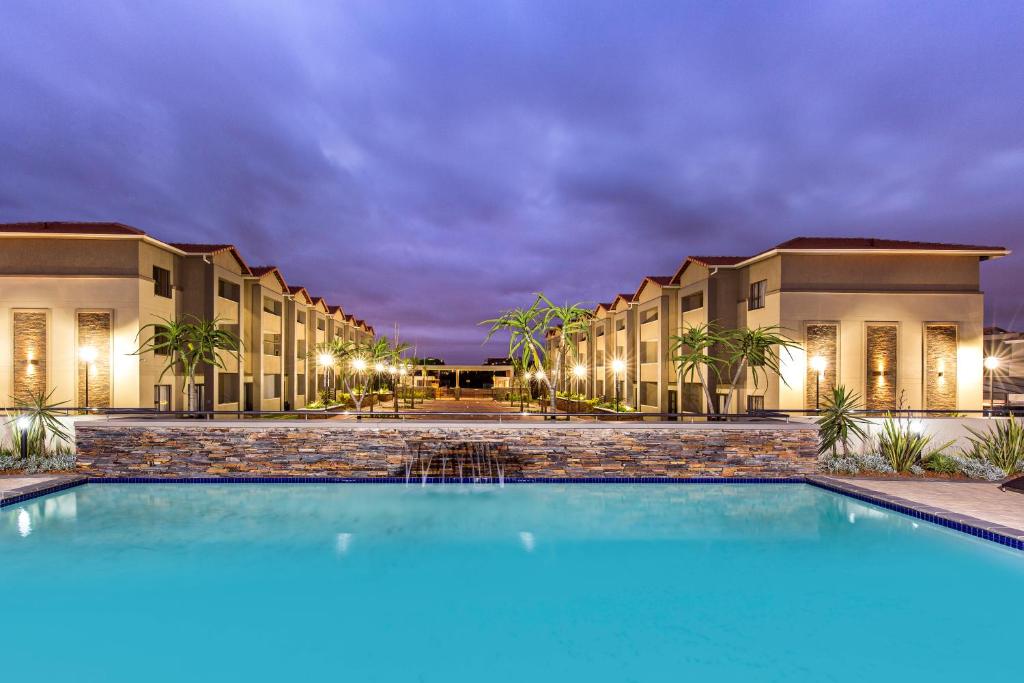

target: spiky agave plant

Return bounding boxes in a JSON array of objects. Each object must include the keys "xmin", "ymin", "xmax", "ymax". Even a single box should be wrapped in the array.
[
  {"xmin": 719, "ymin": 326, "xmax": 802, "ymax": 415},
  {"xmin": 816, "ymin": 385, "xmax": 869, "ymax": 456},
  {"xmin": 876, "ymin": 415, "xmax": 952, "ymax": 473},
  {"xmin": 5, "ymin": 388, "xmax": 71, "ymax": 458},
  {"xmin": 962, "ymin": 415, "xmax": 1024, "ymax": 474}
]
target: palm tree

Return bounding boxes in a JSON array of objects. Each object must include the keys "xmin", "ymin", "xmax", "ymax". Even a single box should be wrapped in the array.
[
  {"xmin": 135, "ymin": 315, "xmax": 241, "ymax": 412},
  {"xmin": 719, "ymin": 326, "xmax": 801, "ymax": 415},
  {"xmin": 482, "ymin": 293, "xmax": 592, "ymax": 415},
  {"xmin": 536, "ymin": 294, "xmax": 593, "ymax": 415},
  {"xmin": 669, "ymin": 323, "xmax": 725, "ymax": 414}
]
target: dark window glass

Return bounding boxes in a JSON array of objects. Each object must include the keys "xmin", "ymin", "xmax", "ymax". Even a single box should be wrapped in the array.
[
  {"xmin": 153, "ymin": 325, "xmax": 171, "ymax": 356},
  {"xmin": 218, "ymin": 373, "xmax": 239, "ymax": 404},
  {"xmin": 747, "ymin": 395, "xmax": 765, "ymax": 412},
  {"xmin": 748, "ymin": 280, "xmax": 767, "ymax": 310},
  {"xmin": 153, "ymin": 266, "xmax": 172, "ymax": 298}
]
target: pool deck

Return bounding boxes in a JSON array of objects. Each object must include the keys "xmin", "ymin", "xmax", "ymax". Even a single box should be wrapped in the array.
[
  {"xmin": 0, "ymin": 474, "xmax": 86, "ymax": 507},
  {"xmin": 810, "ymin": 476, "xmax": 1024, "ymax": 549}
]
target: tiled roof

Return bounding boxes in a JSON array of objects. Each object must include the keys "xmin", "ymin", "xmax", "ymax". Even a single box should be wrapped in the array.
[
  {"xmin": 689, "ymin": 256, "xmax": 747, "ymax": 266},
  {"xmin": 328, "ymin": 305, "xmax": 345, "ymax": 315},
  {"xmin": 0, "ymin": 221, "xmax": 145, "ymax": 235},
  {"xmin": 249, "ymin": 265, "xmax": 288, "ymax": 290},
  {"xmin": 170, "ymin": 242, "xmax": 235, "ymax": 253},
  {"xmin": 774, "ymin": 236, "xmax": 1007, "ymax": 252}
]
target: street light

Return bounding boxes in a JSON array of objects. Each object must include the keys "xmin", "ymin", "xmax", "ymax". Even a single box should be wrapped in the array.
[
  {"xmin": 572, "ymin": 364, "xmax": 587, "ymax": 416},
  {"xmin": 17, "ymin": 416, "xmax": 30, "ymax": 460},
  {"xmin": 79, "ymin": 346, "xmax": 97, "ymax": 409},
  {"xmin": 318, "ymin": 353, "xmax": 335, "ymax": 398},
  {"xmin": 810, "ymin": 355, "xmax": 827, "ymax": 410},
  {"xmin": 611, "ymin": 358, "xmax": 626, "ymax": 414},
  {"xmin": 984, "ymin": 355, "xmax": 1000, "ymax": 414}
]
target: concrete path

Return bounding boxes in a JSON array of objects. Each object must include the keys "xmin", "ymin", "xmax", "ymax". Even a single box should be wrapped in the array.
[{"xmin": 837, "ymin": 477, "xmax": 1024, "ymax": 531}]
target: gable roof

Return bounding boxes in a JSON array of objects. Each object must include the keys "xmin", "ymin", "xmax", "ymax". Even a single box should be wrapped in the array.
[
  {"xmin": 170, "ymin": 242, "xmax": 252, "ymax": 274},
  {"xmin": 249, "ymin": 265, "xmax": 288, "ymax": 291},
  {"xmin": 612, "ymin": 293, "xmax": 634, "ymax": 310},
  {"xmin": 633, "ymin": 275, "xmax": 676, "ymax": 301},
  {"xmin": 670, "ymin": 256, "xmax": 746, "ymax": 284},
  {"xmin": 286, "ymin": 285, "xmax": 313, "ymax": 305}
]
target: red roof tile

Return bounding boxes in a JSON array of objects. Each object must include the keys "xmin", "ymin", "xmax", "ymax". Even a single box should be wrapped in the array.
[
  {"xmin": 774, "ymin": 236, "xmax": 1007, "ymax": 252},
  {"xmin": 0, "ymin": 221, "xmax": 145, "ymax": 235}
]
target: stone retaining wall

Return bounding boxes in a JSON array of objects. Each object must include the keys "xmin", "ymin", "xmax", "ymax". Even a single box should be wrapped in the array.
[{"xmin": 75, "ymin": 422, "xmax": 818, "ymax": 478}]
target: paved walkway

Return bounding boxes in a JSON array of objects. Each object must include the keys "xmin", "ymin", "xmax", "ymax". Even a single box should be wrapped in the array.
[{"xmin": 837, "ymin": 477, "xmax": 1024, "ymax": 531}]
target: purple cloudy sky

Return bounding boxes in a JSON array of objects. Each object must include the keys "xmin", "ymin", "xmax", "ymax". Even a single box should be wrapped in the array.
[{"xmin": 1, "ymin": 1, "xmax": 1022, "ymax": 362}]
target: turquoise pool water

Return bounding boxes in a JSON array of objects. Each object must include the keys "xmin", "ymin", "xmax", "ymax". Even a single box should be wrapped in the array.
[{"xmin": 2, "ymin": 483, "xmax": 1021, "ymax": 681}]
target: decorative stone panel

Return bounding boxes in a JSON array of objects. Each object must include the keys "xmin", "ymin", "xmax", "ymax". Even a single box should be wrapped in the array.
[
  {"xmin": 75, "ymin": 423, "xmax": 820, "ymax": 479},
  {"xmin": 805, "ymin": 323, "xmax": 838, "ymax": 409},
  {"xmin": 77, "ymin": 311, "xmax": 112, "ymax": 408},
  {"xmin": 924, "ymin": 324, "xmax": 957, "ymax": 412},
  {"xmin": 12, "ymin": 311, "xmax": 47, "ymax": 401},
  {"xmin": 866, "ymin": 323, "xmax": 898, "ymax": 411}
]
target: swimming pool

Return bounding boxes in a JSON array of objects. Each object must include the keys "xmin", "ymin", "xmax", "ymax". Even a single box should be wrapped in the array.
[{"xmin": 3, "ymin": 483, "xmax": 1021, "ymax": 681}]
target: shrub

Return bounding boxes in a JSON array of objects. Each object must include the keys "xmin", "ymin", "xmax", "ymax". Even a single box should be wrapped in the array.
[
  {"xmin": 818, "ymin": 451, "xmax": 894, "ymax": 475},
  {"xmin": 876, "ymin": 416, "xmax": 951, "ymax": 473},
  {"xmin": 816, "ymin": 385, "xmax": 869, "ymax": 456},
  {"xmin": 962, "ymin": 416, "xmax": 1024, "ymax": 474}
]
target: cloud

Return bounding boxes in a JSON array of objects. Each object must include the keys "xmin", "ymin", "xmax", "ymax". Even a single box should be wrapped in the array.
[{"xmin": 1, "ymin": 0, "xmax": 1022, "ymax": 360}]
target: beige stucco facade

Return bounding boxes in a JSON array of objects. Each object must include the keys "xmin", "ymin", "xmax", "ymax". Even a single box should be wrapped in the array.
[
  {"xmin": 583, "ymin": 239, "xmax": 1007, "ymax": 415},
  {"xmin": 0, "ymin": 223, "xmax": 379, "ymax": 412}
]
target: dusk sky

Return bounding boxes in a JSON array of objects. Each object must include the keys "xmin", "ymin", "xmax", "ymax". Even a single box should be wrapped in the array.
[{"xmin": 2, "ymin": 1, "xmax": 1022, "ymax": 362}]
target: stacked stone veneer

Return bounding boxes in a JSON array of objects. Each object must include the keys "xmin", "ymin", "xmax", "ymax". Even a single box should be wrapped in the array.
[
  {"xmin": 12, "ymin": 310, "xmax": 47, "ymax": 401},
  {"xmin": 75, "ymin": 423, "xmax": 819, "ymax": 478}
]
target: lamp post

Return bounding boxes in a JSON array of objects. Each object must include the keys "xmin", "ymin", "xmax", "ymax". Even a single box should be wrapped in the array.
[
  {"xmin": 317, "ymin": 353, "xmax": 334, "ymax": 402},
  {"xmin": 810, "ymin": 355, "xmax": 827, "ymax": 411},
  {"xmin": 79, "ymin": 346, "xmax": 97, "ymax": 410},
  {"xmin": 984, "ymin": 355, "xmax": 1000, "ymax": 415},
  {"xmin": 611, "ymin": 358, "xmax": 626, "ymax": 415},
  {"xmin": 17, "ymin": 416, "xmax": 30, "ymax": 460},
  {"xmin": 572, "ymin": 363, "xmax": 587, "ymax": 417}
]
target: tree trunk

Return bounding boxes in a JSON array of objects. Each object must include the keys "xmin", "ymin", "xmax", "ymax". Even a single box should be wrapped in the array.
[{"xmin": 720, "ymin": 360, "xmax": 748, "ymax": 416}]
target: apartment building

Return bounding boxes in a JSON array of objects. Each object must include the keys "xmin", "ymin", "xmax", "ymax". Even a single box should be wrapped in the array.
[
  {"xmin": 0, "ymin": 222, "xmax": 379, "ymax": 411},
  {"xmin": 584, "ymin": 237, "xmax": 1008, "ymax": 414}
]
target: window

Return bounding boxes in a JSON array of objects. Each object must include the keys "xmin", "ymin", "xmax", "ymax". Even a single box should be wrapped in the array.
[
  {"xmin": 218, "ymin": 278, "xmax": 240, "ymax": 302},
  {"xmin": 153, "ymin": 266, "xmax": 172, "ymax": 298},
  {"xmin": 640, "ymin": 308, "xmax": 659, "ymax": 324},
  {"xmin": 747, "ymin": 395, "xmax": 765, "ymax": 412},
  {"xmin": 218, "ymin": 373, "xmax": 239, "ymax": 404},
  {"xmin": 262, "ymin": 374, "xmax": 281, "ymax": 399},
  {"xmin": 153, "ymin": 325, "xmax": 171, "ymax": 356},
  {"xmin": 595, "ymin": 350, "xmax": 605, "ymax": 366},
  {"xmin": 748, "ymin": 280, "xmax": 767, "ymax": 310},
  {"xmin": 263, "ymin": 333, "xmax": 281, "ymax": 356},
  {"xmin": 219, "ymin": 323, "xmax": 239, "ymax": 343},
  {"xmin": 297, "ymin": 339, "xmax": 306, "ymax": 358},
  {"xmin": 154, "ymin": 385, "xmax": 171, "ymax": 411},
  {"xmin": 615, "ymin": 319, "xmax": 626, "ymax": 331},
  {"xmin": 596, "ymin": 380, "xmax": 604, "ymax": 397},
  {"xmin": 316, "ymin": 318, "xmax": 326, "ymax": 331},
  {"xmin": 595, "ymin": 327, "xmax": 605, "ymax": 338},
  {"xmin": 639, "ymin": 340, "xmax": 658, "ymax": 363},
  {"xmin": 296, "ymin": 311, "xmax": 306, "ymax": 325},
  {"xmin": 263, "ymin": 297, "xmax": 281, "ymax": 316},
  {"xmin": 296, "ymin": 374, "xmax": 305, "ymax": 395},
  {"xmin": 640, "ymin": 381, "xmax": 658, "ymax": 407},
  {"xmin": 681, "ymin": 291, "xmax": 704, "ymax": 312}
]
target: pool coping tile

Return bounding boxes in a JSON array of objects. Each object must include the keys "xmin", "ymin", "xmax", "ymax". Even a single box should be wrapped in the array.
[
  {"xmin": 0, "ymin": 475, "xmax": 88, "ymax": 508},
  {"xmin": 806, "ymin": 475, "xmax": 1024, "ymax": 552}
]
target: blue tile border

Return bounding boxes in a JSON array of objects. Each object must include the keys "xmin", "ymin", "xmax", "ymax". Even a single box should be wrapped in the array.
[
  {"xmin": 806, "ymin": 476, "xmax": 1024, "ymax": 553},
  {"xmin": 0, "ymin": 476, "xmax": 87, "ymax": 508},
  {"xmin": 86, "ymin": 476, "xmax": 808, "ymax": 485}
]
